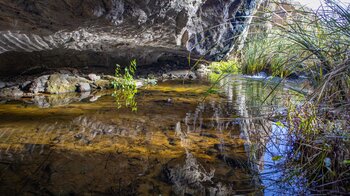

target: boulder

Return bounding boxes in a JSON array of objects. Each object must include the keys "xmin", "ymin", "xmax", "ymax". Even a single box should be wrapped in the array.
[
  {"xmin": 46, "ymin": 74, "xmax": 79, "ymax": 94},
  {"xmin": 88, "ymin": 74, "xmax": 101, "ymax": 81},
  {"xmin": 77, "ymin": 82, "xmax": 91, "ymax": 92},
  {"xmin": 29, "ymin": 75, "xmax": 50, "ymax": 94},
  {"xmin": 0, "ymin": 86, "xmax": 24, "ymax": 97},
  {"xmin": 21, "ymin": 81, "xmax": 32, "ymax": 90},
  {"xmin": 195, "ymin": 64, "xmax": 211, "ymax": 79},
  {"xmin": 94, "ymin": 79, "xmax": 112, "ymax": 89}
]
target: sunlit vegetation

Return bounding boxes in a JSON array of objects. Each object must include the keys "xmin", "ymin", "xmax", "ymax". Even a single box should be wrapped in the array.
[
  {"xmin": 238, "ymin": 0, "xmax": 350, "ymax": 193},
  {"xmin": 112, "ymin": 59, "xmax": 138, "ymax": 111},
  {"xmin": 208, "ymin": 60, "xmax": 239, "ymax": 85}
]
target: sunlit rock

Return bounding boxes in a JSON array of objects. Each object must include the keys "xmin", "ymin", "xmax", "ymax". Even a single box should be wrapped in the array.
[
  {"xmin": 0, "ymin": 86, "xmax": 23, "ymax": 97},
  {"xmin": 77, "ymin": 82, "xmax": 91, "ymax": 92}
]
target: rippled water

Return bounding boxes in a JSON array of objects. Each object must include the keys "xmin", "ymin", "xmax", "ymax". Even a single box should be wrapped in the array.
[{"xmin": 0, "ymin": 76, "xmax": 304, "ymax": 195}]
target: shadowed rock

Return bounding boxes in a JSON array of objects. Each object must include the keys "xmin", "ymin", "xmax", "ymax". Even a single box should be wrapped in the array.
[{"xmin": 0, "ymin": 0, "xmax": 262, "ymax": 76}]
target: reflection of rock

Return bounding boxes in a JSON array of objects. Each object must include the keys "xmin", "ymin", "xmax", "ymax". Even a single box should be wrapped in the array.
[
  {"xmin": 161, "ymin": 153, "xmax": 215, "ymax": 195},
  {"xmin": 217, "ymin": 154, "xmax": 250, "ymax": 170},
  {"xmin": 30, "ymin": 91, "xmax": 106, "ymax": 108}
]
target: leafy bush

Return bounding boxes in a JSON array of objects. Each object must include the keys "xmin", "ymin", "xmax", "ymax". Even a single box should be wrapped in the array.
[{"xmin": 209, "ymin": 60, "xmax": 240, "ymax": 74}]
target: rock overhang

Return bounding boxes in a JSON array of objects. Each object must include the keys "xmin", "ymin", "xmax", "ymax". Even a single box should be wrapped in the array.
[{"xmin": 0, "ymin": 0, "xmax": 262, "ymax": 76}]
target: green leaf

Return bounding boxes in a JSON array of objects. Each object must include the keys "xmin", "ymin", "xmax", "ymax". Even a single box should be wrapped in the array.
[
  {"xmin": 272, "ymin": 156, "xmax": 283, "ymax": 161},
  {"xmin": 206, "ymin": 89, "xmax": 219, "ymax": 94},
  {"xmin": 275, "ymin": 121, "xmax": 285, "ymax": 128},
  {"xmin": 343, "ymin": 160, "xmax": 350, "ymax": 164}
]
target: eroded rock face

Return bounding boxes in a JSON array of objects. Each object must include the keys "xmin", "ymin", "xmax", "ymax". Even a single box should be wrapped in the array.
[{"xmin": 0, "ymin": 0, "xmax": 261, "ymax": 76}]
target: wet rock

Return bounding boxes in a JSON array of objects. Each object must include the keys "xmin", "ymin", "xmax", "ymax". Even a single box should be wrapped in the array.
[
  {"xmin": 195, "ymin": 64, "xmax": 211, "ymax": 79},
  {"xmin": 136, "ymin": 80, "xmax": 143, "ymax": 88},
  {"xmin": 29, "ymin": 75, "xmax": 49, "ymax": 94},
  {"xmin": 140, "ymin": 78, "xmax": 158, "ymax": 86},
  {"xmin": 94, "ymin": 79, "xmax": 112, "ymax": 89},
  {"xmin": 0, "ymin": 86, "xmax": 24, "ymax": 97},
  {"xmin": 46, "ymin": 74, "xmax": 77, "ymax": 94},
  {"xmin": 76, "ymin": 76, "xmax": 92, "ymax": 84},
  {"xmin": 46, "ymin": 74, "xmax": 81, "ymax": 94},
  {"xmin": 20, "ymin": 81, "xmax": 32, "ymax": 90},
  {"xmin": 101, "ymin": 75, "xmax": 118, "ymax": 81},
  {"xmin": 77, "ymin": 82, "xmax": 91, "ymax": 92},
  {"xmin": 88, "ymin": 73, "xmax": 101, "ymax": 81},
  {"xmin": 256, "ymin": 72, "xmax": 268, "ymax": 78},
  {"xmin": 166, "ymin": 70, "xmax": 197, "ymax": 80}
]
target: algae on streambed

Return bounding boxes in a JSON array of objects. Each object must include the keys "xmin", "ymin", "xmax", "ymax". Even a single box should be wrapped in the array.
[{"xmin": 0, "ymin": 78, "xmax": 303, "ymax": 195}]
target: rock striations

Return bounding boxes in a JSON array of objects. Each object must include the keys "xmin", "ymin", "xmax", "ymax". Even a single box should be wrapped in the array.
[{"xmin": 0, "ymin": 0, "xmax": 262, "ymax": 76}]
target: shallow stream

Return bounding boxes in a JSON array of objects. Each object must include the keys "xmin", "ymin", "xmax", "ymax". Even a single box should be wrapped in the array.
[{"xmin": 0, "ymin": 76, "xmax": 304, "ymax": 195}]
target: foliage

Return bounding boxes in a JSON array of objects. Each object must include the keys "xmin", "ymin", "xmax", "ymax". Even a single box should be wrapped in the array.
[
  {"xmin": 111, "ymin": 59, "xmax": 138, "ymax": 111},
  {"xmin": 241, "ymin": 0, "xmax": 350, "ymax": 193},
  {"xmin": 284, "ymin": 100, "xmax": 350, "ymax": 193},
  {"xmin": 240, "ymin": 31, "xmax": 299, "ymax": 77},
  {"xmin": 209, "ymin": 60, "xmax": 240, "ymax": 74},
  {"xmin": 208, "ymin": 60, "xmax": 239, "ymax": 86}
]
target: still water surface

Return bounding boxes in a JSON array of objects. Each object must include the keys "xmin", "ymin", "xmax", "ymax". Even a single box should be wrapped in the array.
[{"xmin": 0, "ymin": 76, "xmax": 303, "ymax": 195}]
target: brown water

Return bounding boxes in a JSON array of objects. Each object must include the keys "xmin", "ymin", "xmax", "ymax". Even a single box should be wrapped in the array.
[{"xmin": 0, "ymin": 76, "xmax": 303, "ymax": 195}]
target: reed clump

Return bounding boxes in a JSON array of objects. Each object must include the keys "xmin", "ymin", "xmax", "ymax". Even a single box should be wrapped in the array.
[{"xmin": 252, "ymin": 0, "xmax": 350, "ymax": 193}]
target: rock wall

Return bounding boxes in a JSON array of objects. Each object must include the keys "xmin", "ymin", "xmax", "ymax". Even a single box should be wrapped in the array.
[{"xmin": 0, "ymin": 0, "xmax": 262, "ymax": 76}]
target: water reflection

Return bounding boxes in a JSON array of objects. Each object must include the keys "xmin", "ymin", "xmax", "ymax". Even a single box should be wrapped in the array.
[{"xmin": 0, "ymin": 78, "xmax": 303, "ymax": 195}]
